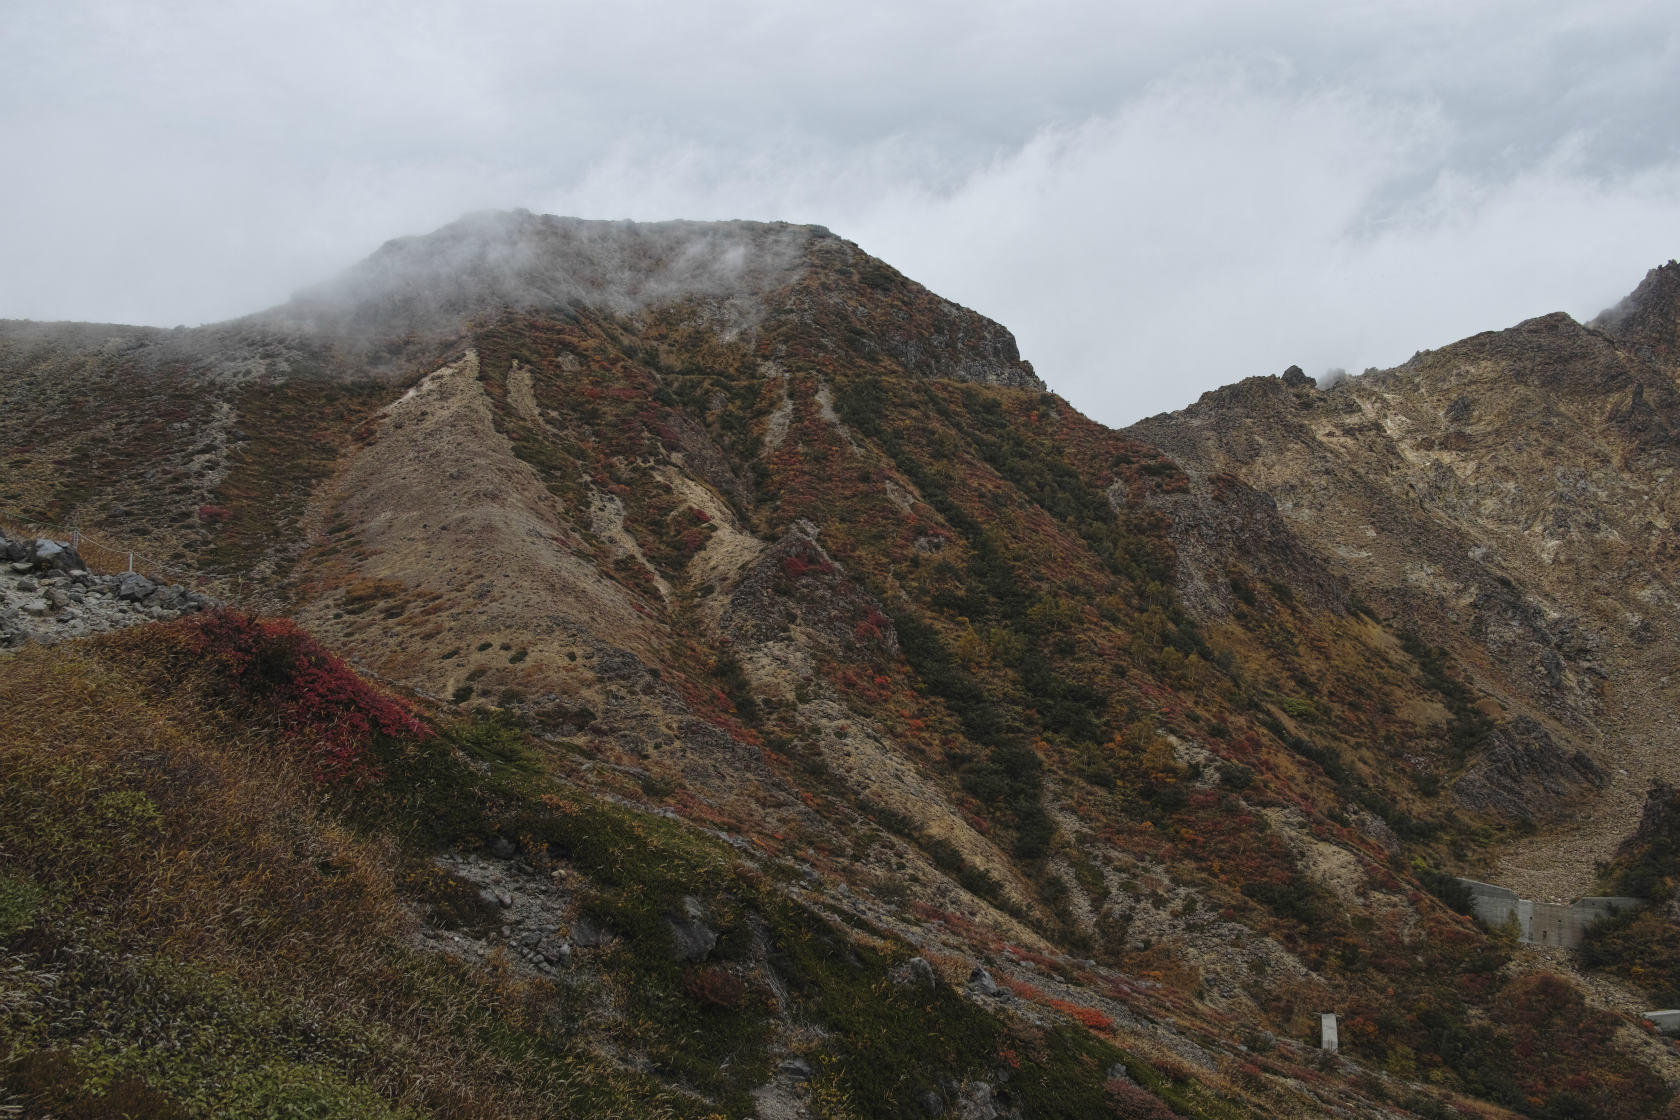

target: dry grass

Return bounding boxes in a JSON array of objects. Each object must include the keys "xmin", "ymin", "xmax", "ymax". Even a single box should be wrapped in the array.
[{"xmin": 0, "ymin": 632, "xmax": 684, "ymax": 1119}]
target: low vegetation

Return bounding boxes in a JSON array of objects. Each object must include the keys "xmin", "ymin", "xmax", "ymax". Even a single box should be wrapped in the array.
[{"xmin": 1, "ymin": 615, "xmax": 1254, "ymax": 1118}]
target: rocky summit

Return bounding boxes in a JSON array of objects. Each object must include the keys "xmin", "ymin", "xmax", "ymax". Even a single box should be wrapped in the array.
[{"xmin": 3, "ymin": 215, "xmax": 1680, "ymax": 1119}]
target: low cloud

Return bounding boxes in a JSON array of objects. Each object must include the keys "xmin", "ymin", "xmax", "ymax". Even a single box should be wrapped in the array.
[{"xmin": 4, "ymin": 1, "xmax": 1679, "ymax": 425}]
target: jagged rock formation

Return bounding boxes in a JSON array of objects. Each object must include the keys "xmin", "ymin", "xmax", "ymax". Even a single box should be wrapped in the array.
[{"xmin": 1452, "ymin": 716, "xmax": 1608, "ymax": 821}]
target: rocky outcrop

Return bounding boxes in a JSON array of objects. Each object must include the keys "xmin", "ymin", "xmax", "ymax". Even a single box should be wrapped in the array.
[
  {"xmin": 1592, "ymin": 260, "xmax": 1680, "ymax": 365},
  {"xmin": 1452, "ymin": 716, "xmax": 1608, "ymax": 821},
  {"xmin": 722, "ymin": 530, "xmax": 898, "ymax": 658},
  {"xmin": 1623, "ymin": 781, "xmax": 1680, "ymax": 857},
  {"xmin": 0, "ymin": 530, "xmax": 215, "ymax": 649},
  {"xmin": 791, "ymin": 234, "xmax": 1045, "ymax": 390},
  {"xmin": 1131, "ymin": 468, "xmax": 1348, "ymax": 621}
]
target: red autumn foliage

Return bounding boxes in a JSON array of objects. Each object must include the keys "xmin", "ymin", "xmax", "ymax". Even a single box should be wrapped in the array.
[
  {"xmin": 1049, "ymin": 998, "xmax": 1115, "ymax": 1033},
  {"xmin": 185, "ymin": 609, "xmax": 430, "ymax": 784},
  {"xmin": 779, "ymin": 544, "xmax": 834, "ymax": 582}
]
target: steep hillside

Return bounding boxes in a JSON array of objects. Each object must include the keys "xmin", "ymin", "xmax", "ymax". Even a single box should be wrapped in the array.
[
  {"xmin": 5, "ymin": 214, "xmax": 1680, "ymax": 1119},
  {"xmin": 1131, "ymin": 266, "xmax": 1680, "ymax": 903}
]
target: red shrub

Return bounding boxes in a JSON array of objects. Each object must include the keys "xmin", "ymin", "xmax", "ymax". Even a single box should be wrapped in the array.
[
  {"xmin": 779, "ymin": 544, "xmax": 834, "ymax": 582},
  {"xmin": 185, "ymin": 609, "xmax": 430, "ymax": 783},
  {"xmin": 1048, "ymin": 998, "xmax": 1115, "ymax": 1032}
]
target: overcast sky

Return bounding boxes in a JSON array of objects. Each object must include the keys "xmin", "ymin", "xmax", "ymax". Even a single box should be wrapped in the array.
[{"xmin": 5, "ymin": 1, "xmax": 1679, "ymax": 424}]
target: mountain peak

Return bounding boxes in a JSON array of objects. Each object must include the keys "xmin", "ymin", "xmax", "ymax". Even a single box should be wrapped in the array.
[
  {"xmin": 256, "ymin": 210, "xmax": 829, "ymax": 338},
  {"xmin": 247, "ymin": 209, "xmax": 1043, "ymax": 390},
  {"xmin": 1591, "ymin": 259, "xmax": 1680, "ymax": 361}
]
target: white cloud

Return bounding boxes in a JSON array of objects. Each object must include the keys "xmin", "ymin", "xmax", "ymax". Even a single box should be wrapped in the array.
[{"xmin": 4, "ymin": 1, "xmax": 1680, "ymax": 424}]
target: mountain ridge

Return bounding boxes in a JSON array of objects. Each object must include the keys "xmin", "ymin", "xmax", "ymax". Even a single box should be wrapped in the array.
[{"xmin": 4, "ymin": 212, "xmax": 1680, "ymax": 1119}]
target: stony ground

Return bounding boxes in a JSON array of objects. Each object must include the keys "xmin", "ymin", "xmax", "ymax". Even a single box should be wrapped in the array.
[{"xmin": 0, "ymin": 530, "xmax": 215, "ymax": 649}]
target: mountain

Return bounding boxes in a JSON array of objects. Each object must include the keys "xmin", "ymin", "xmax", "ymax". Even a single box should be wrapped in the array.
[
  {"xmin": 3, "ymin": 213, "xmax": 1679, "ymax": 1119},
  {"xmin": 1129, "ymin": 266, "xmax": 1680, "ymax": 902}
]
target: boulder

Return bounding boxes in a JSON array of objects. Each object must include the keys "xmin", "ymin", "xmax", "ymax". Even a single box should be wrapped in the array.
[
  {"xmin": 666, "ymin": 896, "xmax": 718, "ymax": 962},
  {"xmin": 33, "ymin": 539, "xmax": 85, "ymax": 573},
  {"xmin": 570, "ymin": 915, "xmax": 613, "ymax": 948},
  {"xmin": 117, "ymin": 574, "xmax": 157, "ymax": 603},
  {"xmin": 894, "ymin": 956, "xmax": 938, "ymax": 988},
  {"xmin": 967, "ymin": 966, "xmax": 1002, "ymax": 998}
]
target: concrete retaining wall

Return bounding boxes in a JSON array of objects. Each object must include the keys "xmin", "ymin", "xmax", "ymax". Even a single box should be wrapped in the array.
[{"xmin": 1455, "ymin": 878, "xmax": 1641, "ymax": 948}]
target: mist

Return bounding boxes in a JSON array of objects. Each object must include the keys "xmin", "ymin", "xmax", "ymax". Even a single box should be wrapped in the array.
[{"xmin": 5, "ymin": 0, "xmax": 1679, "ymax": 424}]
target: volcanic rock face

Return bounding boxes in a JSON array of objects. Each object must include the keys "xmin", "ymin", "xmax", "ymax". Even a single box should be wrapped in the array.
[{"xmin": 1451, "ymin": 715, "xmax": 1608, "ymax": 821}]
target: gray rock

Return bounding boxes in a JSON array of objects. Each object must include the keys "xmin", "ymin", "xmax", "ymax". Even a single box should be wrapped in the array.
[
  {"xmin": 920, "ymin": 1089, "xmax": 945, "ymax": 1116},
  {"xmin": 667, "ymin": 896, "xmax": 718, "ymax": 962},
  {"xmin": 8, "ymin": 562, "xmax": 31, "ymax": 575},
  {"xmin": 20, "ymin": 598, "xmax": 51, "ymax": 617},
  {"xmin": 1452, "ymin": 716, "xmax": 1609, "ymax": 820},
  {"xmin": 33, "ymin": 539, "xmax": 84, "ymax": 572},
  {"xmin": 897, "ymin": 956, "xmax": 938, "ymax": 988},
  {"xmin": 778, "ymin": 1058, "xmax": 813, "ymax": 1082},
  {"xmin": 967, "ymin": 966, "xmax": 1001, "ymax": 997},
  {"xmin": 117, "ymin": 575, "xmax": 157, "ymax": 602},
  {"xmin": 538, "ymin": 936, "xmax": 571, "ymax": 964},
  {"xmin": 955, "ymin": 1081, "xmax": 1008, "ymax": 1120},
  {"xmin": 1106, "ymin": 1062, "xmax": 1133, "ymax": 1085},
  {"xmin": 571, "ymin": 916, "xmax": 612, "ymax": 948},
  {"xmin": 15, "ymin": 578, "xmax": 38, "ymax": 593},
  {"xmin": 488, "ymin": 835, "xmax": 517, "ymax": 860}
]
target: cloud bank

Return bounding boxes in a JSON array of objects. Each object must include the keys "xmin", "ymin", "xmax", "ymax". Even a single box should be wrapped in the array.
[{"xmin": 4, "ymin": 0, "xmax": 1679, "ymax": 423}]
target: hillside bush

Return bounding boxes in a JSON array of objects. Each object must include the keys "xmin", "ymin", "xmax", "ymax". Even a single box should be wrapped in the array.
[{"xmin": 184, "ymin": 609, "xmax": 431, "ymax": 783}]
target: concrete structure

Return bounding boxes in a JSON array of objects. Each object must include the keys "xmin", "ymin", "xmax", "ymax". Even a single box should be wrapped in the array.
[
  {"xmin": 1456, "ymin": 878, "xmax": 1641, "ymax": 948},
  {"xmin": 1320, "ymin": 1012, "xmax": 1338, "ymax": 1053},
  {"xmin": 1644, "ymin": 1010, "xmax": 1680, "ymax": 1036}
]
